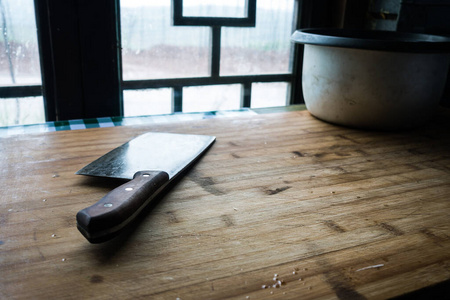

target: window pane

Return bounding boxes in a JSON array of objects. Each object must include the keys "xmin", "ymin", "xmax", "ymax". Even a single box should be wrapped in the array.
[
  {"xmin": 0, "ymin": 0, "xmax": 41, "ymax": 86},
  {"xmin": 220, "ymin": 0, "xmax": 294, "ymax": 76},
  {"xmin": 183, "ymin": 85, "xmax": 241, "ymax": 113},
  {"xmin": 251, "ymin": 82, "xmax": 288, "ymax": 108},
  {"xmin": 123, "ymin": 89, "xmax": 172, "ymax": 117},
  {"xmin": 0, "ymin": 97, "xmax": 45, "ymax": 126},
  {"xmin": 120, "ymin": 1, "xmax": 210, "ymax": 80},
  {"xmin": 183, "ymin": 0, "xmax": 247, "ymax": 18}
]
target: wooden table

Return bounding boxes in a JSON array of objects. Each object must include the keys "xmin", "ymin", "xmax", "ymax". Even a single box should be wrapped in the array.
[{"xmin": 1, "ymin": 109, "xmax": 450, "ymax": 299}]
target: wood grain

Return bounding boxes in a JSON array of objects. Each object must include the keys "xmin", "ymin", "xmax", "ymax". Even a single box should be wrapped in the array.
[{"xmin": 1, "ymin": 109, "xmax": 450, "ymax": 299}]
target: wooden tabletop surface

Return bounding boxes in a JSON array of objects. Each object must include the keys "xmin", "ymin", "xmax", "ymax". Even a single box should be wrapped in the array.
[{"xmin": 1, "ymin": 109, "xmax": 450, "ymax": 299}]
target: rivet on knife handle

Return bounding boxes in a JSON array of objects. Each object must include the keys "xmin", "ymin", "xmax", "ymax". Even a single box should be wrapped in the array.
[{"xmin": 76, "ymin": 171, "xmax": 169, "ymax": 243}]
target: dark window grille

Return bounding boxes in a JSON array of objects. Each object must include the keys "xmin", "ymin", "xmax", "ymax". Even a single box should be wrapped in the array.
[
  {"xmin": 124, "ymin": 0, "xmax": 300, "ymax": 112},
  {"xmin": 0, "ymin": 0, "xmax": 306, "ymax": 122}
]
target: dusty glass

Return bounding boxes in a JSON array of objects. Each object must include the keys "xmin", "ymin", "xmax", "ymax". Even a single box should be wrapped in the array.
[
  {"xmin": 121, "ymin": 1, "xmax": 210, "ymax": 80},
  {"xmin": 123, "ymin": 89, "xmax": 172, "ymax": 117},
  {"xmin": 0, "ymin": 0, "xmax": 41, "ymax": 86},
  {"xmin": 183, "ymin": 0, "xmax": 247, "ymax": 17},
  {"xmin": 0, "ymin": 0, "xmax": 44, "ymax": 126},
  {"xmin": 220, "ymin": 0, "xmax": 294, "ymax": 76},
  {"xmin": 183, "ymin": 85, "xmax": 241, "ymax": 113},
  {"xmin": 0, "ymin": 96, "xmax": 45, "ymax": 126},
  {"xmin": 251, "ymin": 82, "xmax": 289, "ymax": 108}
]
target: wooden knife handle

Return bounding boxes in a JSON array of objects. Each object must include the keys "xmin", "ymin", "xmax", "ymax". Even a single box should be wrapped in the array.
[{"xmin": 76, "ymin": 171, "xmax": 169, "ymax": 243}]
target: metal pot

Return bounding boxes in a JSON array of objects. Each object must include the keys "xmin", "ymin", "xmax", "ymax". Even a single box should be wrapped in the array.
[{"xmin": 291, "ymin": 29, "xmax": 450, "ymax": 130}]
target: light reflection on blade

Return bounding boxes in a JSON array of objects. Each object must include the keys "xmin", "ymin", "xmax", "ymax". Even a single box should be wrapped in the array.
[{"xmin": 76, "ymin": 132, "xmax": 215, "ymax": 180}]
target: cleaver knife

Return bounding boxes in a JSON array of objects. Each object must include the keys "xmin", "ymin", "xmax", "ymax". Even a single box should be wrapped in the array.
[{"xmin": 75, "ymin": 132, "xmax": 215, "ymax": 243}]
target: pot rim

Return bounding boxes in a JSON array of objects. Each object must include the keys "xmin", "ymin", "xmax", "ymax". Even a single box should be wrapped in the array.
[{"xmin": 291, "ymin": 28, "xmax": 450, "ymax": 53}]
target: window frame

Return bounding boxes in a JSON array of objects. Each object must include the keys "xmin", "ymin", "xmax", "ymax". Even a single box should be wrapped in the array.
[{"xmin": 0, "ymin": 0, "xmax": 338, "ymax": 122}]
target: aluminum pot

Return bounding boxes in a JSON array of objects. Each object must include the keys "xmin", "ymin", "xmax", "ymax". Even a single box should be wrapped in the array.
[{"xmin": 291, "ymin": 29, "xmax": 450, "ymax": 130}]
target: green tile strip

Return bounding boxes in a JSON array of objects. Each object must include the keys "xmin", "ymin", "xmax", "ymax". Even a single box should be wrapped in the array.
[
  {"xmin": 0, "ymin": 108, "xmax": 258, "ymax": 137},
  {"xmin": 0, "ymin": 106, "xmax": 306, "ymax": 137}
]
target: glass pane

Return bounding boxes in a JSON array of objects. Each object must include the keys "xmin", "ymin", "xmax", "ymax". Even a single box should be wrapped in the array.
[
  {"xmin": 251, "ymin": 82, "xmax": 288, "ymax": 108},
  {"xmin": 183, "ymin": 85, "xmax": 241, "ymax": 113},
  {"xmin": 220, "ymin": 0, "xmax": 294, "ymax": 76},
  {"xmin": 183, "ymin": 0, "xmax": 247, "ymax": 18},
  {"xmin": 121, "ymin": 1, "xmax": 210, "ymax": 80},
  {"xmin": 0, "ymin": 0, "xmax": 41, "ymax": 86},
  {"xmin": 123, "ymin": 89, "xmax": 172, "ymax": 117},
  {"xmin": 0, "ymin": 97, "xmax": 45, "ymax": 126}
]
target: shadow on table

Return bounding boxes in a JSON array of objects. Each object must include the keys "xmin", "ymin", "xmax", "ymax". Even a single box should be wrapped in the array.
[{"xmin": 78, "ymin": 170, "xmax": 189, "ymax": 263}]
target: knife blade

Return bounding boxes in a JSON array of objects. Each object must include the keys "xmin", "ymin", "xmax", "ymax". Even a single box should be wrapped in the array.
[{"xmin": 75, "ymin": 132, "xmax": 215, "ymax": 243}]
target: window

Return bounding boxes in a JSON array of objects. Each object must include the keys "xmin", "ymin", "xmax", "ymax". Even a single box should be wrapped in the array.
[
  {"xmin": 0, "ymin": 0, "xmax": 308, "ymax": 126},
  {"xmin": 121, "ymin": 3, "xmax": 210, "ymax": 80},
  {"xmin": 0, "ymin": 0, "xmax": 44, "ymax": 126},
  {"xmin": 121, "ymin": 0, "xmax": 297, "ymax": 116}
]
